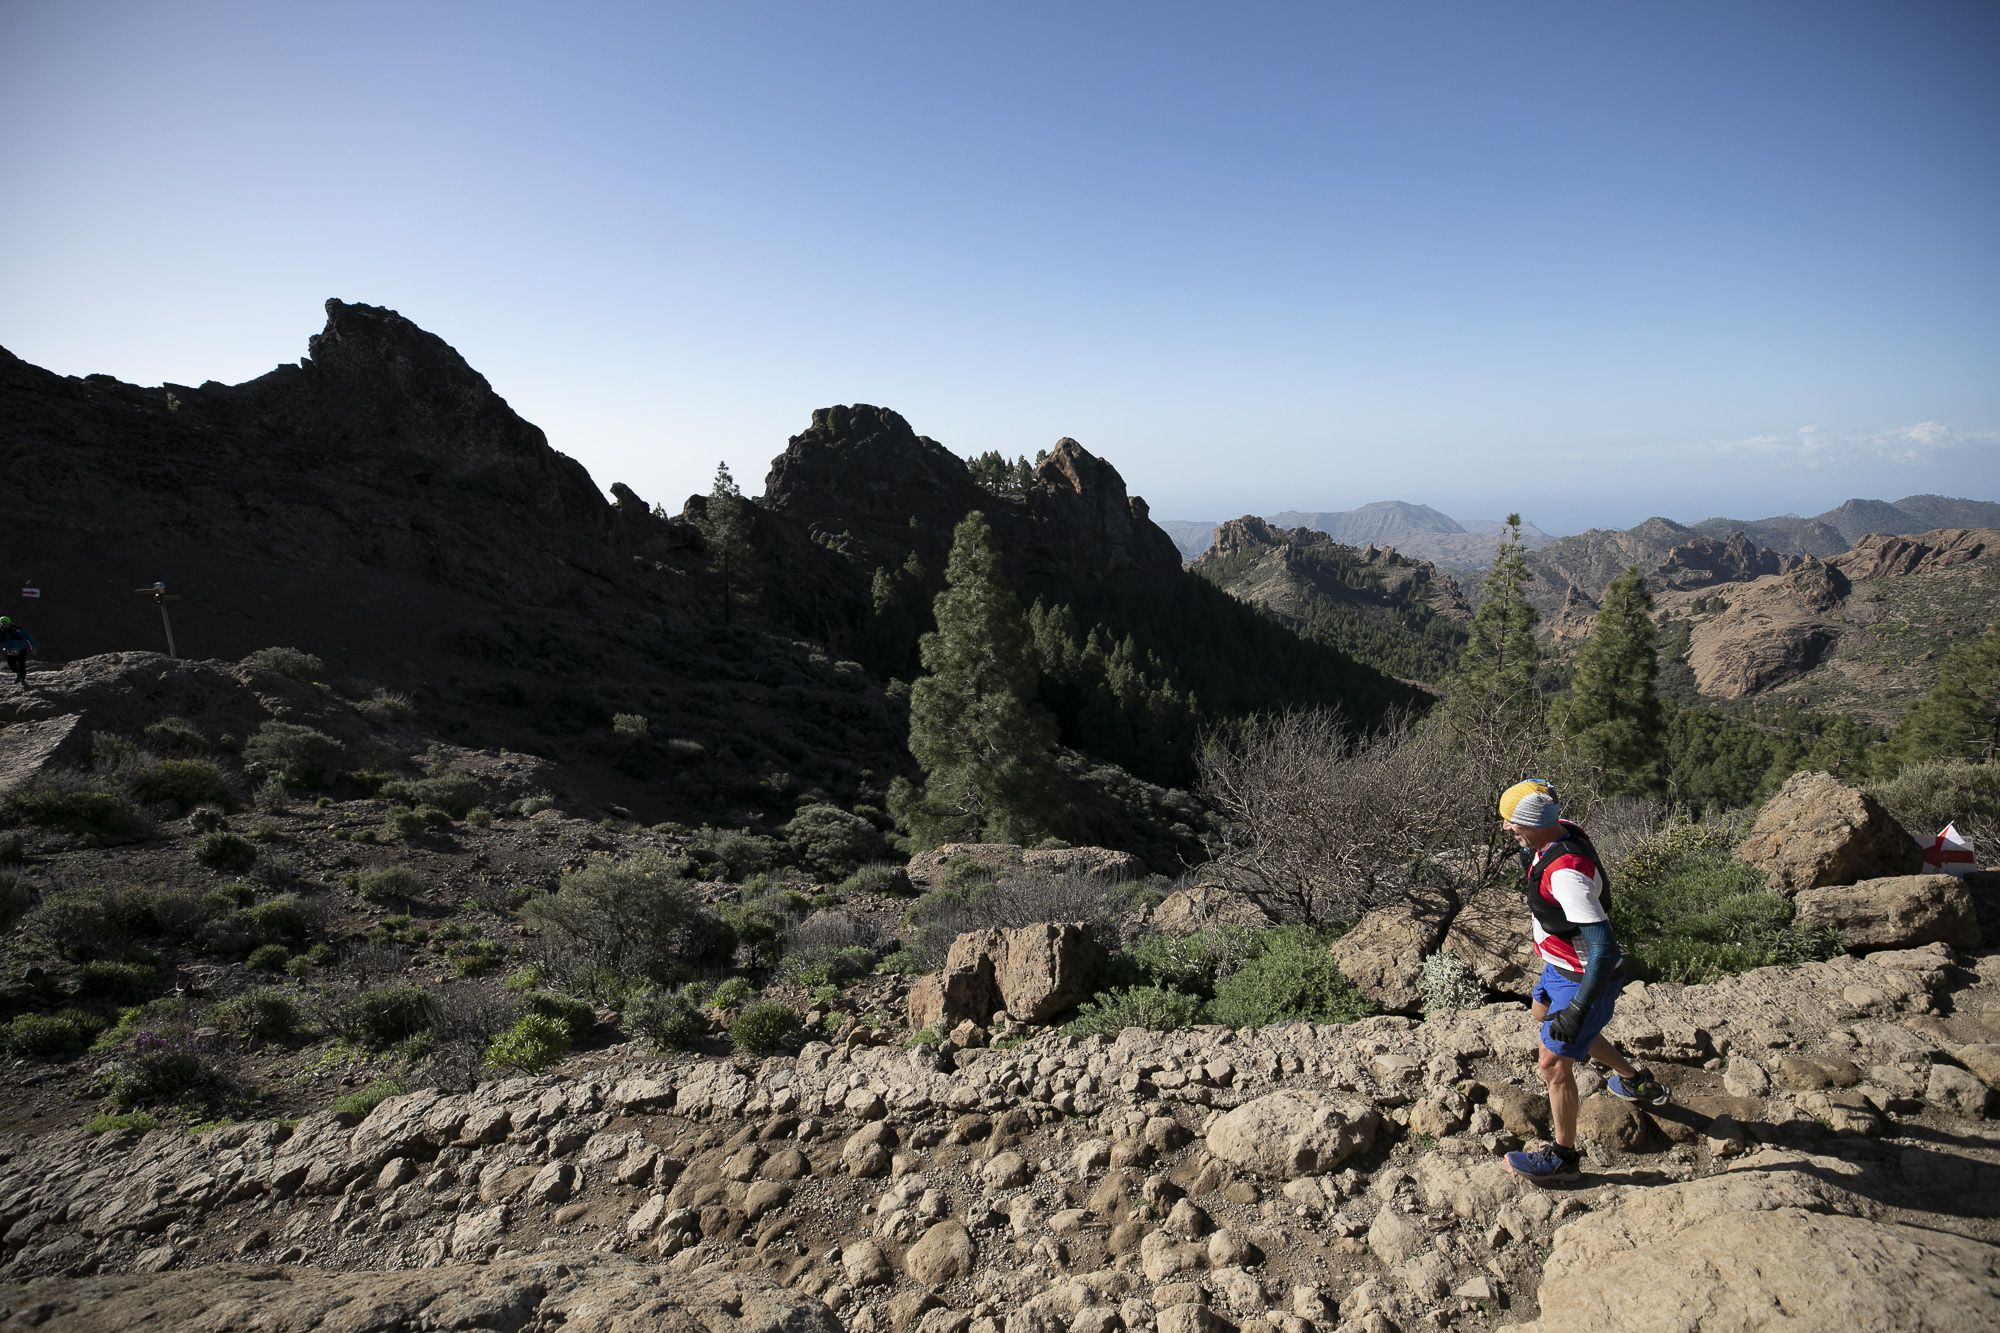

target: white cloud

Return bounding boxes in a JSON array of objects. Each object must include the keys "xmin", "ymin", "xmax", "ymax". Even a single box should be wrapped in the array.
[{"xmin": 1724, "ymin": 421, "xmax": 1998, "ymax": 467}]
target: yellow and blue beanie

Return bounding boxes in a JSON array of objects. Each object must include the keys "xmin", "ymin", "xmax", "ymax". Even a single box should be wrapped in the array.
[{"xmin": 1498, "ymin": 779, "xmax": 1560, "ymax": 829}]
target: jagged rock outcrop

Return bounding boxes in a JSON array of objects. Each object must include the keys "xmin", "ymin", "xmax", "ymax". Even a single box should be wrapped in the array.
[
  {"xmin": 1734, "ymin": 772, "xmax": 1921, "ymax": 896},
  {"xmin": 1831, "ymin": 527, "xmax": 1997, "ymax": 581},
  {"xmin": 1655, "ymin": 530, "xmax": 1798, "ymax": 590},
  {"xmin": 1199, "ymin": 518, "xmax": 1469, "ymax": 625},
  {"xmin": 760, "ymin": 408, "xmax": 1180, "ymax": 595}
]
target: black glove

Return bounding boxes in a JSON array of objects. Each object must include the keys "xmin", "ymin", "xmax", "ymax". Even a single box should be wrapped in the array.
[{"xmin": 1548, "ymin": 1005, "xmax": 1587, "ymax": 1044}]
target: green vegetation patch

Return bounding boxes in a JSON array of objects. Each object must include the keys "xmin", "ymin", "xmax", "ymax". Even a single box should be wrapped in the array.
[{"xmin": 1611, "ymin": 822, "xmax": 1838, "ymax": 983}]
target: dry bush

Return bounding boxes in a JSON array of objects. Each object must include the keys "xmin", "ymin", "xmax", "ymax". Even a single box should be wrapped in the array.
[
  {"xmin": 1198, "ymin": 707, "xmax": 1601, "ymax": 925},
  {"xmin": 905, "ymin": 869, "xmax": 1131, "ymax": 969}
]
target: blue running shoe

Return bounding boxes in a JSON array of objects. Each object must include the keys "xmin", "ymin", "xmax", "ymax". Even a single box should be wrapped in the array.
[
  {"xmin": 1506, "ymin": 1144, "xmax": 1580, "ymax": 1182},
  {"xmin": 1608, "ymin": 1072, "xmax": 1671, "ymax": 1106}
]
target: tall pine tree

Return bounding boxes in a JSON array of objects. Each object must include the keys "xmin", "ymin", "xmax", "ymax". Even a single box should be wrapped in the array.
[
  {"xmin": 893, "ymin": 511, "xmax": 1060, "ymax": 847},
  {"xmin": 696, "ymin": 462, "xmax": 753, "ymax": 625},
  {"xmin": 1438, "ymin": 514, "xmax": 1541, "ymax": 737},
  {"xmin": 1558, "ymin": 565, "xmax": 1667, "ymax": 795}
]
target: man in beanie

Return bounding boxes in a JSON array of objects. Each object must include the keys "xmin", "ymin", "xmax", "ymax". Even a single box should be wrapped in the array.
[{"xmin": 1498, "ymin": 779, "xmax": 1669, "ymax": 1182}]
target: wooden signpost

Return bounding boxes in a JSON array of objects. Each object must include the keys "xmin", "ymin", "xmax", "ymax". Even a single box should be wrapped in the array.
[{"xmin": 135, "ymin": 581, "xmax": 182, "ymax": 658}]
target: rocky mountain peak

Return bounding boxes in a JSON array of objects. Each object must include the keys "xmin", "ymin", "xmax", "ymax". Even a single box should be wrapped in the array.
[{"xmin": 1023, "ymin": 437, "xmax": 1181, "ymax": 579}]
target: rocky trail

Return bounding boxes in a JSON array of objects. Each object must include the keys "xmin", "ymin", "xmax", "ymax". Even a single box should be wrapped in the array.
[{"xmin": 3, "ymin": 939, "xmax": 1997, "ymax": 1332}]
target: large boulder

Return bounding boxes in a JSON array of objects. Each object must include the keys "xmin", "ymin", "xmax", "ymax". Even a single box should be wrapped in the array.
[
  {"xmin": 1327, "ymin": 892, "xmax": 1451, "ymax": 1012},
  {"xmin": 1148, "ymin": 881, "xmax": 1274, "ymax": 933},
  {"xmin": 1734, "ymin": 771, "xmax": 1920, "ymax": 896},
  {"xmin": 996, "ymin": 922, "xmax": 1106, "ymax": 1022},
  {"xmin": 907, "ymin": 923, "xmax": 1104, "ymax": 1030},
  {"xmin": 1204, "ymin": 1091, "xmax": 1381, "ymax": 1179},
  {"xmin": 1437, "ymin": 886, "xmax": 1532, "ymax": 995},
  {"xmin": 1513, "ymin": 1156, "xmax": 2000, "ymax": 1332},
  {"xmin": 1793, "ymin": 874, "xmax": 1980, "ymax": 952},
  {"xmin": 0, "ymin": 1251, "xmax": 842, "ymax": 1333},
  {"xmin": 906, "ymin": 929, "xmax": 1003, "ymax": 1032}
]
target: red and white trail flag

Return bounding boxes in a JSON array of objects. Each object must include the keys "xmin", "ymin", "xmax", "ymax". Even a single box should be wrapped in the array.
[{"xmin": 1920, "ymin": 823, "xmax": 1977, "ymax": 876}]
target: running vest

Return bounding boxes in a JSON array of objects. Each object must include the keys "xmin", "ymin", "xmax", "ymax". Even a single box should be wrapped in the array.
[{"xmin": 1520, "ymin": 820, "xmax": 1613, "ymax": 949}]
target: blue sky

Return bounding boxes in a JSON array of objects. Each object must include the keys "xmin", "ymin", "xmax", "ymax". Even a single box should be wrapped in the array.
[{"xmin": 4, "ymin": 1, "xmax": 1996, "ymax": 535}]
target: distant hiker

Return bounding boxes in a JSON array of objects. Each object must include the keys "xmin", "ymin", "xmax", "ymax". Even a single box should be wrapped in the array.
[
  {"xmin": 1498, "ymin": 779, "xmax": 1670, "ymax": 1183},
  {"xmin": 0, "ymin": 616, "xmax": 34, "ymax": 688}
]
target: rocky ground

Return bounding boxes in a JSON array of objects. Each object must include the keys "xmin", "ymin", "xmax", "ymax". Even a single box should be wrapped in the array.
[{"xmin": 2, "ymin": 936, "xmax": 1997, "ymax": 1332}]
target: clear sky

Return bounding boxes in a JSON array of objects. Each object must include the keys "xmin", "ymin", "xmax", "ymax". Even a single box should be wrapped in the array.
[{"xmin": 4, "ymin": 1, "xmax": 1996, "ymax": 535}]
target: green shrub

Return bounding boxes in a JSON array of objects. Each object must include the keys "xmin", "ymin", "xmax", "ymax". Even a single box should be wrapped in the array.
[
  {"xmin": 105, "ymin": 883, "xmax": 216, "ymax": 942},
  {"xmin": 710, "ymin": 976, "xmax": 754, "ymax": 1010},
  {"xmin": 379, "ymin": 775, "xmax": 484, "ymax": 819},
  {"xmin": 1612, "ymin": 823, "xmax": 1836, "ymax": 982},
  {"xmin": 1063, "ymin": 985, "xmax": 1206, "ymax": 1037},
  {"xmin": 380, "ymin": 809, "xmax": 427, "ymax": 841},
  {"xmin": 240, "ymin": 895, "xmax": 311, "ymax": 947},
  {"xmin": 143, "ymin": 717, "xmax": 209, "ymax": 755},
  {"xmin": 242, "ymin": 646, "xmax": 324, "ymax": 679},
  {"xmin": 1868, "ymin": 758, "xmax": 2000, "ymax": 855},
  {"xmin": 100, "ymin": 1036, "xmax": 210, "ymax": 1106},
  {"xmin": 331, "ymin": 1078, "xmax": 406, "ymax": 1119},
  {"xmin": 450, "ymin": 938, "xmax": 501, "ymax": 976},
  {"xmin": 245, "ymin": 943, "xmax": 291, "ymax": 973},
  {"xmin": 24, "ymin": 888, "xmax": 116, "ymax": 960},
  {"xmin": 194, "ymin": 831, "xmax": 257, "ymax": 872},
  {"xmin": 502, "ymin": 964, "xmax": 543, "ymax": 992},
  {"xmin": 729, "ymin": 1001, "xmax": 804, "ymax": 1055},
  {"xmin": 350, "ymin": 867, "xmax": 424, "ymax": 904},
  {"xmin": 521, "ymin": 855, "xmax": 726, "ymax": 995},
  {"xmin": 356, "ymin": 690, "xmax": 415, "ymax": 724},
  {"xmin": 341, "ymin": 984, "xmax": 438, "ymax": 1049},
  {"xmin": 784, "ymin": 804, "xmax": 888, "ymax": 879},
  {"xmin": 521, "ymin": 991, "xmax": 595, "ymax": 1043},
  {"xmin": 130, "ymin": 759, "xmax": 238, "ymax": 813},
  {"xmin": 84, "ymin": 1111, "xmax": 160, "ymax": 1134},
  {"xmin": 243, "ymin": 722, "xmax": 345, "ymax": 789},
  {"xmin": 837, "ymin": 862, "xmax": 914, "ymax": 896},
  {"xmin": 628, "ymin": 988, "xmax": 709, "ymax": 1051},
  {"xmin": 75, "ymin": 960, "xmax": 156, "ymax": 1000},
  {"xmin": 0, "ymin": 831, "xmax": 22, "ymax": 865},
  {"xmin": 212, "ymin": 987, "xmax": 297, "ymax": 1040},
  {"xmin": 465, "ymin": 807, "xmax": 493, "ymax": 828},
  {"xmin": 484, "ymin": 1014, "xmax": 572, "ymax": 1071},
  {"xmin": 6, "ymin": 772, "xmax": 153, "ymax": 845},
  {"xmin": 1206, "ymin": 927, "xmax": 1372, "ymax": 1028},
  {"xmin": 6, "ymin": 1009, "xmax": 107, "ymax": 1059},
  {"xmin": 688, "ymin": 827, "xmax": 783, "ymax": 881},
  {"xmin": 1120, "ymin": 926, "xmax": 1258, "ymax": 998},
  {"xmin": 187, "ymin": 805, "xmax": 227, "ymax": 834}
]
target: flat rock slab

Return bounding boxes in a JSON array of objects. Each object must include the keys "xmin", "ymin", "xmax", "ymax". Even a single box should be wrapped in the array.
[{"xmin": 0, "ymin": 1250, "xmax": 841, "ymax": 1333}]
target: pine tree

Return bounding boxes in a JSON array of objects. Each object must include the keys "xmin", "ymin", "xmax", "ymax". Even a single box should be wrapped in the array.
[
  {"xmin": 1558, "ymin": 565, "xmax": 1666, "ymax": 794},
  {"xmin": 1878, "ymin": 621, "xmax": 2000, "ymax": 774},
  {"xmin": 1438, "ymin": 514, "xmax": 1541, "ymax": 736},
  {"xmin": 895, "ymin": 511, "xmax": 1060, "ymax": 846},
  {"xmin": 696, "ymin": 462, "xmax": 754, "ymax": 625}
]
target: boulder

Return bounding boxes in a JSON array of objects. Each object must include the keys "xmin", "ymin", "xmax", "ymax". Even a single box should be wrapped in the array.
[
  {"xmin": 1148, "ymin": 881, "xmax": 1274, "ymax": 933},
  {"xmin": 1515, "ymin": 1161, "xmax": 2000, "ymax": 1332},
  {"xmin": 1327, "ymin": 892, "xmax": 1451, "ymax": 1012},
  {"xmin": 1734, "ymin": 772, "xmax": 1920, "ymax": 896},
  {"xmin": 1793, "ymin": 873, "xmax": 1980, "ymax": 953},
  {"xmin": 1204, "ymin": 1091, "xmax": 1381, "ymax": 1179},
  {"xmin": 904, "ymin": 1219, "xmax": 977, "ymax": 1287},
  {"xmin": 1437, "ymin": 886, "xmax": 1532, "ymax": 995},
  {"xmin": 998, "ymin": 923, "xmax": 1105, "ymax": 1022},
  {"xmin": 909, "ymin": 923, "xmax": 1104, "ymax": 1029}
]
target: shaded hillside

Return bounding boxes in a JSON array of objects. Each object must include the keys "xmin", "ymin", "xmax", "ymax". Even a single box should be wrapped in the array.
[
  {"xmin": 1693, "ymin": 494, "xmax": 2000, "ymax": 556},
  {"xmin": 1191, "ymin": 517, "xmax": 1469, "ymax": 683}
]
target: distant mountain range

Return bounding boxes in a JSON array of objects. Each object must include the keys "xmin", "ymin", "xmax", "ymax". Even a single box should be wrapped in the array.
[
  {"xmin": 1160, "ymin": 501, "xmax": 1556, "ymax": 567},
  {"xmin": 1161, "ymin": 494, "xmax": 2000, "ymax": 570}
]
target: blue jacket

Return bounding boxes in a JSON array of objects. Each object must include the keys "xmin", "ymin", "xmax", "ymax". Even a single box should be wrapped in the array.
[{"xmin": 0, "ymin": 626, "xmax": 35, "ymax": 654}]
